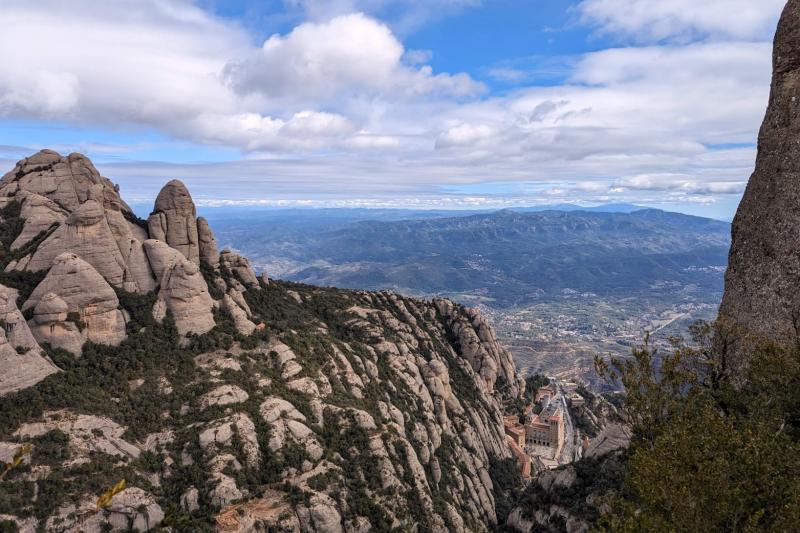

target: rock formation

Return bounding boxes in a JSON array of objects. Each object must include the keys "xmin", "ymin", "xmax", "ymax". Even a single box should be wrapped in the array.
[
  {"xmin": 720, "ymin": 0, "xmax": 800, "ymax": 358},
  {"xmin": 148, "ymin": 180, "xmax": 200, "ymax": 264},
  {"xmin": 8, "ymin": 191, "xmax": 66, "ymax": 250},
  {"xmin": 0, "ymin": 150, "xmax": 130, "ymax": 213},
  {"xmin": 144, "ymin": 240, "xmax": 215, "ymax": 336},
  {"xmin": 0, "ymin": 284, "xmax": 58, "ymax": 395},
  {"xmin": 0, "ymin": 151, "xmax": 524, "ymax": 532},
  {"xmin": 26, "ymin": 200, "xmax": 127, "ymax": 285},
  {"xmin": 24, "ymin": 252, "xmax": 127, "ymax": 354},
  {"xmin": 0, "ymin": 150, "xmax": 158, "ymax": 295},
  {"xmin": 435, "ymin": 298, "xmax": 524, "ymax": 398},
  {"xmin": 220, "ymin": 249, "xmax": 259, "ymax": 287},
  {"xmin": 198, "ymin": 216, "xmax": 220, "ymax": 268}
]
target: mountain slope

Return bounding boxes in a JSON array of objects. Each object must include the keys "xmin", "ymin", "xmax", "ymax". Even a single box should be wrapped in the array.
[
  {"xmin": 214, "ymin": 208, "xmax": 730, "ymax": 308},
  {"xmin": 0, "ymin": 150, "xmax": 524, "ymax": 532}
]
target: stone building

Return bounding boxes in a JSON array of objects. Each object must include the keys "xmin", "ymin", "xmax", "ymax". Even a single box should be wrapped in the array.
[
  {"xmin": 535, "ymin": 383, "xmax": 557, "ymax": 404},
  {"xmin": 525, "ymin": 403, "xmax": 564, "ymax": 450}
]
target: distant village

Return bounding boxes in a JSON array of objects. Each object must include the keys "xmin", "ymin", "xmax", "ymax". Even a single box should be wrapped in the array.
[{"xmin": 503, "ymin": 380, "xmax": 587, "ymax": 478}]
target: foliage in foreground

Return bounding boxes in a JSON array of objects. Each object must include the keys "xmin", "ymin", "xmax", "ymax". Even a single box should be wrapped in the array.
[{"xmin": 595, "ymin": 323, "xmax": 800, "ymax": 532}]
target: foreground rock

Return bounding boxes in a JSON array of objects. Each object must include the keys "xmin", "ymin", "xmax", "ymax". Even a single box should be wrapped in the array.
[{"xmin": 720, "ymin": 0, "xmax": 800, "ymax": 367}]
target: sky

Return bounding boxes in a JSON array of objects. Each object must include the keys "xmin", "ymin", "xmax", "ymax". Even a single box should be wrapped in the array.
[{"xmin": 0, "ymin": 0, "xmax": 788, "ymax": 220}]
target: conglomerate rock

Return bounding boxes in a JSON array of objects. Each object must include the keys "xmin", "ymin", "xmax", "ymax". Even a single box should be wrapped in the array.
[
  {"xmin": 145, "ymin": 239, "xmax": 215, "ymax": 336},
  {"xmin": 0, "ymin": 150, "xmax": 526, "ymax": 532},
  {"xmin": 148, "ymin": 179, "xmax": 200, "ymax": 264},
  {"xmin": 24, "ymin": 252, "xmax": 127, "ymax": 354},
  {"xmin": 198, "ymin": 216, "xmax": 220, "ymax": 268},
  {"xmin": 720, "ymin": 0, "xmax": 800, "ymax": 365}
]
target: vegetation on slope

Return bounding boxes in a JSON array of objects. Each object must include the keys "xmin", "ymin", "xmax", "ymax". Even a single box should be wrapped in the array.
[{"xmin": 593, "ymin": 323, "xmax": 800, "ymax": 531}]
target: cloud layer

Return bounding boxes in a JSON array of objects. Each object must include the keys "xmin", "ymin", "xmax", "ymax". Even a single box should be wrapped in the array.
[{"xmin": 0, "ymin": 0, "xmax": 787, "ymax": 217}]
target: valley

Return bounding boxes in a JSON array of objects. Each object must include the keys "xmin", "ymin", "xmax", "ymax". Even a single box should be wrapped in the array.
[{"xmin": 205, "ymin": 207, "xmax": 729, "ymax": 385}]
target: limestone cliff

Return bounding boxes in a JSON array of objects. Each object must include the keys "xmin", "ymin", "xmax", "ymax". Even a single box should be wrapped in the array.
[{"xmin": 0, "ymin": 151, "xmax": 525, "ymax": 532}]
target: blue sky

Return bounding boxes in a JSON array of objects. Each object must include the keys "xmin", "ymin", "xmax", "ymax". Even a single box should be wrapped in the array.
[{"xmin": 0, "ymin": 0, "xmax": 788, "ymax": 220}]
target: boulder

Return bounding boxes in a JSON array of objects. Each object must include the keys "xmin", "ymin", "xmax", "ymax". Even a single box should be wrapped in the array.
[
  {"xmin": 220, "ymin": 249, "xmax": 259, "ymax": 287},
  {"xmin": 147, "ymin": 180, "xmax": 200, "ymax": 264},
  {"xmin": 24, "ymin": 253, "xmax": 127, "ymax": 354},
  {"xmin": 0, "ymin": 325, "xmax": 58, "ymax": 396}
]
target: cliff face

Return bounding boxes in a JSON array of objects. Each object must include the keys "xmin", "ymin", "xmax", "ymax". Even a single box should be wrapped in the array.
[
  {"xmin": 0, "ymin": 150, "xmax": 523, "ymax": 532},
  {"xmin": 719, "ymin": 0, "xmax": 800, "ymax": 352}
]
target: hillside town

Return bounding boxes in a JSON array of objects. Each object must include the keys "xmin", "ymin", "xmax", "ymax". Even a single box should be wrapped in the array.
[{"xmin": 503, "ymin": 380, "xmax": 588, "ymax": 478}]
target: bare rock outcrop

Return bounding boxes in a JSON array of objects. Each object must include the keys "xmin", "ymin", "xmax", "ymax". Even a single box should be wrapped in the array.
[
  {"xmin": 720, "ymin": 0, "xmax": 800, "ymax": 362},
  {"xmin": 25, "ymin": 199, "xmax": 127, "ymax": 285},
  {"xmin": 24, "ymin": 252, "xmax": 127, "ymax": 354},
  {"xmin": 220, "ymin": 249, "xmax": 259, "ymax": 287},
  {"xmin": 198, "ymin": 216, "xmax": 220, "ymax": 268},
  {"xmin": 44, "ymin": 488, "xmax": 163, "ymax": 532},
  {"xmin": 9, "ymin": 191, "xmax": 66, "ymax": 250},
  {"xmin": 144, "ymin": 239, "xmax": 215, "ymax": 336},
  {"xmin": 0, "ymin": 150, "xmax": 157, "ymax": 294},
  {"xmin": 0, "ymin": 284, "xmax": 38, "ymax": 350},
  {"xmin": 148, "ymin": 180, "xmax": 200, "ymax": 264},
  {"xmin": 0, "ymin": 320, "xmax": 58, "ymax": 397},
  {"xmin": 30, "ymin": 293, "xmax": 83, "ymax": 355},
  {"xmin": 221, "ymin": 294, "xmax": 257, "ymax": 335},
  {"xmin": 0, "ymin": 150, "xmax": 131, "ymax": 213},
  {"xmin": 434, "ymin": 298, "xmax": 524, "ymax": 398},
  {"xmin": 0, "ymin": 284, "xmax": 60, "ymax": 396}
]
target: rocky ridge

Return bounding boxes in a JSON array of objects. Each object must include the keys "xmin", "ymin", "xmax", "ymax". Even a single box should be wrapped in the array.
[{"xmin": 0, "ymin": 150, "xmax": 525, "ymax": 532}]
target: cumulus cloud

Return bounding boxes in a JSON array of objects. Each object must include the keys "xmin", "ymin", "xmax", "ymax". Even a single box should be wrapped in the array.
[
  {"xmin": 224, "ymin": 13, "xmax": 481, "ymax": 104},
  {"xmin": 0, "ymin": 0, "xmax": 781, "ymax": 215},
  {"xmin": 577, "ymin": 0, "xmax": 786, "ymax": 42},
  {"xmin": 0, "ymin": 1, "xmax": 480, "ymax": 153}
]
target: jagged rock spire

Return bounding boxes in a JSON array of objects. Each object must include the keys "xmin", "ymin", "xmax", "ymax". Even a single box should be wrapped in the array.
[{"xmin": 720, "ymin": 0, "xmax": 800, "ymax": 348}]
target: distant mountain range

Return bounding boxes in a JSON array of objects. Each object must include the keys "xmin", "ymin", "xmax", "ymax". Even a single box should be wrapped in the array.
[{"xmin": 209, "ymin": 207, "xmax": 731, "ymax": 308}]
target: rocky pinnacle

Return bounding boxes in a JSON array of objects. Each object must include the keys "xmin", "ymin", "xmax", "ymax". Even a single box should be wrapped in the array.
[{"xmin": 719, "ymin": 0, "xmax": 800, "ymax": 351}]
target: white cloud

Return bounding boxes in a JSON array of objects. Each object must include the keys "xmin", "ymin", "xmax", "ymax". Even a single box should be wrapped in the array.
[
  {"xmin": 0, "ymin": 1, "xmax": 480, "ymax": 153},
  {"xmin": 577, "ymin": 0, "xmax": 786, "ymax": 42},
  {"xmin": 0, "ymin": 0, "xmax": 780, "ymax": 216},
  {"xmin": 224, "ymin": 13, "xmax": 483, "ymax": 104},
  {"xmin": 436, "ymin": 124, "xmax": 495, "ymax": 148}
]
